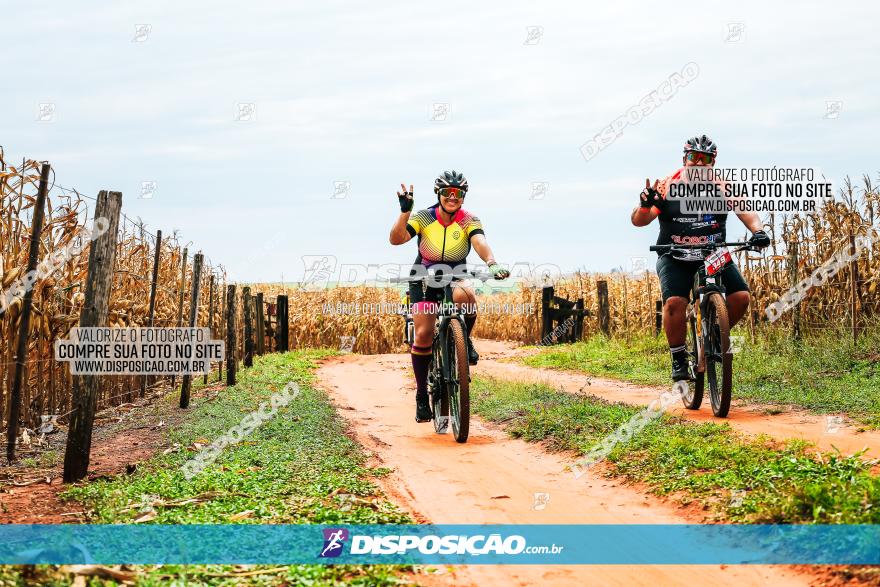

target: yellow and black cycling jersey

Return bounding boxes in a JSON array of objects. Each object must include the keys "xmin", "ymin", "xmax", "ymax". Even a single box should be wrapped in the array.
[{"xmin": 406, "ymin": 203, "xmax": 484, "ymax": 268}]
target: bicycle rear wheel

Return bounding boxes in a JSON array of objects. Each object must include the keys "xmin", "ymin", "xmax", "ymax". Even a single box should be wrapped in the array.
[
  {"xmin": 445, "ymin": 318, "xmax": 470, "ymax": 443},
  {"xmin": 681, "ymin": 307, "xmax": 704, "ymax": 409},
  {"xmin": 704, "ymin": 293, "xmax": 732, "ymax": 417}
]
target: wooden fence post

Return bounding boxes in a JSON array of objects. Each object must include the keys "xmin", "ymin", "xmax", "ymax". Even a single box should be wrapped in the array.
[
  {"xmin": 6, "ymin": 162, "xmax": 50, "ymax": 462},
  {"xmin": 219, "ymin": 281, "xmax": 226, "ymax": 382},
  {"xmin": 204, "ymin": 274, "xmax": 214, "ymax": 385},
  {"xmin": 275, "ymin": 295, "xmax": 289, "ymax": 352},
  {"xmin": 225, "ymin": 284, "xmax": 237, "ymax": 386},
  {"xmin": 243, "ymin": 286, "xmax": 254, "ymax": 367},
  {"xmin": 180, "ymin": 253, "xmax": 203, "ymax": 408},
  {"xmin": 255, "ymin": 292, "xmax": 265, "ymax": 355},
  {"xmin": 541, "ymin": 286, "xmax": 553, "ymax": 339},
  {"xmin": 140, "ymin": 229, "xmax": 162, "ymax": 398},
  {"xmin": 171, "ymin": 247, "xmax": 188, "ymax": 388},
  {"xmin": 62, "ymin": 190, "xmax": 122, "ymax": 482},
  {"xmin": 597, "ymin": 280, "xmax": 610, "ymax": 336},
  {"xmin": 788, "ymin": 240, "xmax": 800, "ymax": 341},
  {"xmin": 850, "ymin": 234, "xmax": 861, "ymax": 343}
]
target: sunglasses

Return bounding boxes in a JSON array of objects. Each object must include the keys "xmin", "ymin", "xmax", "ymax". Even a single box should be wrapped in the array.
[
  {"xmin": 439, "ymin": 188, "xmax": 465, "ymax": 200},
  {"xmin": 686, "ymin": 152, "xmax": 715, "ymax": 165}
]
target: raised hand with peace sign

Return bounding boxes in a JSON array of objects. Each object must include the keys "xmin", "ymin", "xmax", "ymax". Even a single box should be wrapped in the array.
[
  {"xmin": 397, "ymin": 182, "xmax": 414, "ymax": 213},
  {"xmin": 639, "ymin": 178, "xmax": 665, "ymax": 210}
]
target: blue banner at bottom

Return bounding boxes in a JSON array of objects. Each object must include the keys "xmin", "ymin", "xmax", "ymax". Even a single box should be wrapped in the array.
[{"xmin": 0, "ymin": 524, "xmax": 876, "ymax": 565}]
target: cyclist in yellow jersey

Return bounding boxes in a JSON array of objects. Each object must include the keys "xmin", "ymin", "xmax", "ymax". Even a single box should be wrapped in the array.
[{"xmin": 389, "ymin": 170, "xmax": 509, "ymax": 422}]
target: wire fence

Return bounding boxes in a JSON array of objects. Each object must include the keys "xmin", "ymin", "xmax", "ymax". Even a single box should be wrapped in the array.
[{"xmin": 0, "ymin": 153, "xmax": 228, "ymax": 431}]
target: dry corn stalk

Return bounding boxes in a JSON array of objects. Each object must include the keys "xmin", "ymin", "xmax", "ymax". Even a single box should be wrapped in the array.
[{"xmin": 0, "ymin": 151, "xmax": 226, "ymax": 426}]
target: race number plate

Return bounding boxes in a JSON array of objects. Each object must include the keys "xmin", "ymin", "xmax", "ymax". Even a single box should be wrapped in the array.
[{"xmin": 704, "ymin": 247, "xmax": 732, "ymax": 276}]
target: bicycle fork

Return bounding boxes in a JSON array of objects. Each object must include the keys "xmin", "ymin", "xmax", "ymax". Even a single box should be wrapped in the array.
[
  {"xmin": 698, "ymin": 287, "xmax": 727, "ymax": 363},
  {"xmin": 686, "ymin": 302, "xmax": 704, "ymax": 375}
]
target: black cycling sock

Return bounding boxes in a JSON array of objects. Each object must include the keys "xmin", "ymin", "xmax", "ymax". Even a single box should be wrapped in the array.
[
  {"xmin": 411, "ymin": 345, "xmax": 432, "ymax": 398},
  {"xmin": 669, "ymin": 344, "xmax": 687, "ymax": 361},
  {"xmin": 464, "ymin": 315, "xmax": 476, "ymax": 338}
]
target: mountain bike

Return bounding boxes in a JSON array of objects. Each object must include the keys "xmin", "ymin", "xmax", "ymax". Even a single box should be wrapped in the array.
[
  {"xmin": 390, "ymin": 269, "xmax": 490, "ymax": 443},
  {"xmin": 650, "ymin": 241, "xmax": 755, "ymax": 417}
]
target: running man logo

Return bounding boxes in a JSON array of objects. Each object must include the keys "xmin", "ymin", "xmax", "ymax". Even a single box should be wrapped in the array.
[
  {"xmin": 301, "ymin": 255, "xmax": 337, "ymax": 286},
  {"xmin": 319, "ymin": 528, "xmax": 349, "ymax": 558}
]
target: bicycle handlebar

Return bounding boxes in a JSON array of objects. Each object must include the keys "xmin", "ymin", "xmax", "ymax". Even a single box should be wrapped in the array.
[
  {"xmin": 388, "ymin": 269, "xmax": 495, "ymax": 284},
  {"xmin": 649, "ymin": 241, "xmax": 751, "ymax": 252}
]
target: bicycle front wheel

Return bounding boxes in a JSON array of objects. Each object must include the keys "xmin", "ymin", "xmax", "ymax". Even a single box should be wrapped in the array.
[
  {"xmin": 445, "ymin": 318, "xmax": 470, "ymax": 443},
  {"xmin": 704, "ymin": 293, "xmax": 732, "ymax": 417},
  {"xmin": 430, "ymin": 339, "xmax": 449, "ymax": 434}
]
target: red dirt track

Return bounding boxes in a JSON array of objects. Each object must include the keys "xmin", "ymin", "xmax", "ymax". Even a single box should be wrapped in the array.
[
  {"xmin": 473, "ymin": 339, "xmax": 880, "ymax": 459},
  {"xmin": 316, "ymin": 348, "xmax": 811, "ymax": 587}
]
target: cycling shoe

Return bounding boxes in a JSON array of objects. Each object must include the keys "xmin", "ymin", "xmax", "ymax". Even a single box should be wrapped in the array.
[{"xmin": 415, "ymin": 395, "xmax": 433, "ymax": 422}]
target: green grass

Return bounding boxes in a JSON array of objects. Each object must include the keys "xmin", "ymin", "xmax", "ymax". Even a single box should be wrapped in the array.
[
  {"xmin": 44, "ymin": 349, "xmax": 413, "ymax": 586},
  {"xmin": 472, "ymin": 376, "xmax": 880, "ymax": 524},
  {"xmin": 525, "ymin": 333, "xmax": 670, "ymax": 386},
  {"xmin": 522, "ymin": 328, "xmax": 880, "ymax": 426}
]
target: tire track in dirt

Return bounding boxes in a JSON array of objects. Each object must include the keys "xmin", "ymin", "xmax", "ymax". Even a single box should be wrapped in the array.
[
  {"xmin": 473, "ymin": 339, "xmax": 880, "ymax": 459},
  {"xmin": 316, "ymin": 352, "xmax": 809, "ymax": 587}
]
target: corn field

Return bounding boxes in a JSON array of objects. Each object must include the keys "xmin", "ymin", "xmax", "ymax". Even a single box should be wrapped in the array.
[
  {"xmin": 5, "ymin": 146, "xmax": 879, "ymax": 428},
  {"xmin": 245, "ymin": 284, "xmax": 407, "ymax": 355},
  {"xmin": 0, "ymin": 154, "xmax": 227, "ymax": 431},
  {"xmin": 739, "ymin": 176, "xmax": 880, "ymax": 335},
  {"xmin": 248, "ymin": 175, "xmax": 880, "ymax": 350},
  {"xmin": 482, "ymin": 175, "xmax": 880, "ymax": 343}
]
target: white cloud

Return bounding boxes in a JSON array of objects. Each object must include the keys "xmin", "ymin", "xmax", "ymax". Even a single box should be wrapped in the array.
[{"xmin": 2, "ymin": 0, "xmax": 878, "ymax": 280}]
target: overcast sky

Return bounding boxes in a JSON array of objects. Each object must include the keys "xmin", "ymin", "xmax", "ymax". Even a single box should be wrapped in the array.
[{"xmin": 3, "ymin": 1, "xmax": 878, "ymax": 282}]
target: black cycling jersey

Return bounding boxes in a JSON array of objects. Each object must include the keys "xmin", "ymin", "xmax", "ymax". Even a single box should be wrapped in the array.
[{"xmin": 656, "ymin": 168, "xmax": 728, "ymax": 261}]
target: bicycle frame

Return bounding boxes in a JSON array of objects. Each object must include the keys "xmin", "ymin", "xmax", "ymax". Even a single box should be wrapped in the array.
[
  {"xmin": 433, "ymin": 284, "xmax": 469, "ymax": 389},
  {"xmin": 650, "ymin": 241, "xmax": 749, "ymax": 374},
  {"xmin": 392, "ymin": 269, "xmax": 488, "ymax": 375},
  {"xmin": 689, "ymin": 262, "xmax": 728, "ymax": 373}
]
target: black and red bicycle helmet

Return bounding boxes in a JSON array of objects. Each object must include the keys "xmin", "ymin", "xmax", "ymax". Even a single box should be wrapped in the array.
[
  {"xmin": 683, "ymin": 135, "xmax": 717, "ymax": 156},
  {"xmin": 433, "ymin": 170, "xmax": 469, "ymax": 195}
]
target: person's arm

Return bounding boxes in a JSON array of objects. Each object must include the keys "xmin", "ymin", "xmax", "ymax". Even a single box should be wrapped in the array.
[
  {"xmin": 737, "ymin": 211, "xmax": 771, "ymax": 248},
  {"xmin": 389, "ymin": 213, "xmax": 412, "ymax": 245},
  {"xmin": 735, "ymin": 212, "xmax": 763, "ymax": 234},
  {"xmin": 389, "ymin": 183, "xmax": 415, "ymax": 245},
  {"xmin": 631, "ymin": 206, "xmax": 659, "ymax": 227},
  {"xmin": 631, "ymin": 178, "xmax": 662, "ymax": 227},
  {"xmin": 471, "ymin": 233, "xmax": 510, "ymax": 279},
  {"xmin": 470, "ymin": 234, "xmax": 495, "ymax": 264}
]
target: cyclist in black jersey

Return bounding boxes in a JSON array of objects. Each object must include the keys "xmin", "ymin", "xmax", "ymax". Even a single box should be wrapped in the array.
[{"xmin": 631, "ymin": 135, "xmax": 771, "ymax": 381}]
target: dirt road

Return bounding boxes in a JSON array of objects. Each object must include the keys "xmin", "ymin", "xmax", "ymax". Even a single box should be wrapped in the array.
[
  {"xmin": 316, "ymin": 351, "xmax": 808, "ymax": 587},
  {"xmin": 474, "ymin": 339, "xmax": 880, "ymax": 458}
]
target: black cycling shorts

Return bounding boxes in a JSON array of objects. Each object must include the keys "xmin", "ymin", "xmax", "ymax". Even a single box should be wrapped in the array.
[
  {"xmin": 656, "ymin": 254, "xmax": 749, "ymax": 302},
  {"xmin": 408, "ymin": 278, "xmax": 464, "ymax": 306}
]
